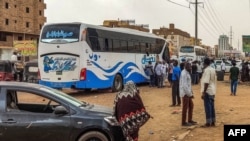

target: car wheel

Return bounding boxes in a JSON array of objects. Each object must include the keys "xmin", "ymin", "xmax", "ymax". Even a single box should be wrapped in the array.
[
  {"xmin": 78, "ymin": 131, "xmax": 108, "ymax": 141},
  {"xmin": 112, "ymin": 74, "xmax": 123, "ymax": 92}
]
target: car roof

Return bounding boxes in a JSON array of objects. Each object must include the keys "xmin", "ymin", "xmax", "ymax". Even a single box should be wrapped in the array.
[
  {"xmin": 25, "ymin": 59, "xmax": 38, "ymax": 65},
  {"xmin": 0, "ymin": 81, "xmax": 43, "ymax": 89}
]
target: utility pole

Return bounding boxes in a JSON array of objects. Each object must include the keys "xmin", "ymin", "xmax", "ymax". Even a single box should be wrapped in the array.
[
  {"xmin": 195, "ymin": 0, "xmax": 198, "ymax": 45},
  {"xmin": 238, "ymin": 38, "xmax": 239, "ymax": 51},
  {"xmin": 229, "ymin": 26, "xmax": 233, "ymax": 48},
  {"xmin": 190, "ymin": 0, "xmax": 203, "ymax": 45},
  {"xmin": 229, "ymin": 26, "xmax": 233, "ymax": 57}
]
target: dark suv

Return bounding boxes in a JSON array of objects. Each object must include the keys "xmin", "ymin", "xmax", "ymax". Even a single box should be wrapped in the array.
[{"xmin": 0, "ymin": 82, "xmax": 125, "ymax": 141}]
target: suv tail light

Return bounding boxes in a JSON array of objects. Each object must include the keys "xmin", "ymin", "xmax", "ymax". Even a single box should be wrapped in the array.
[{"xmin": 80, "ymin": 68, "xmax": 86, "ymax": 80}]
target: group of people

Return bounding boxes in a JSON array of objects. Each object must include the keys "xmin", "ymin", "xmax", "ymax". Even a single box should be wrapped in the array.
[
  {"xmin": 240, "ymin": 61, "xmax": 250, "ymax": 82},
  {"xmin": 113, "ymin": 57, "xmax": 244, "ymax": 140},
  {"xmin": 144, "ymin": 57, "xmax": 218, "ymax": 128},
  {"xmin": 144, "ymin": 61, "xmax": 169, "ymax": 88},
  {"xmin": 169, "ymin": 58, "xmax": 217, "ymax": 127}
]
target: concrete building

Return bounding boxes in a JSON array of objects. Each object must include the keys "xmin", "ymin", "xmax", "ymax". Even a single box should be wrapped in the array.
[
  {"xmin": 189, "ymin": 37, "xmax": 202, "ymax": 46},
  {"xmin": 152, "ymin": 23, "xmax": 191, "ymax": 57},
  {"xmin": 218, "ymin": 35, "xmax": 230, "ymax": 57},
  {"xmin": 211, "ymin": 47, "xmax": 215, "ymax": 56},
  {"xmin": 103, "ymin": 19, "xmax": 149, "ymax": 32},
  {"xmin": 0, "ymin": 0, "xmax": 46, "ymax": 60}
]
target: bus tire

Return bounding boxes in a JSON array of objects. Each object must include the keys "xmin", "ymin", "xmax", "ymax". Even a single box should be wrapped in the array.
[
  {"xmin": 78, "ymin": 131, "xmax": 108, "ymax": 141},
  {"xmin": 112, "ymin": 74, "xmax": 123, "ymax": 92},
  {"xmin": 84, "ymin": 88, "xmax": 92, "ymax": 92}
]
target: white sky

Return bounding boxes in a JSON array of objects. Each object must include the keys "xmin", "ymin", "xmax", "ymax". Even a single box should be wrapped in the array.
[{"xmin": 44, "ymin": 0, "xmax": 250, "ymax": 50}]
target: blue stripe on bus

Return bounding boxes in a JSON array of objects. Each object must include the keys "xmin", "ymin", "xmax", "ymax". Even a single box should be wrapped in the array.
[
  {"xmin": 39, "ymin": 61, "xmax": 148, "ymax": 89},
  {"xmin": 91, "ymin": 61, "xmax": 123, "ymax": 73}
]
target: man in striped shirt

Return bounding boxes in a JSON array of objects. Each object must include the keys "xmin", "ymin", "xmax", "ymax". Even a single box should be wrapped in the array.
[{"xmin": 180, "ymin": 63, "xmax": 197, "ymax": 126}]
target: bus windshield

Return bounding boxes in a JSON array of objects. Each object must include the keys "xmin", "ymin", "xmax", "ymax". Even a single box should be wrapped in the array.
[
  {"xmin": 180, "ymin": 46, "xmax": 194, "ymax": 53},
  {"xmin": 41, "ymin": 24, "xmax": 80, "ymax": 44}
]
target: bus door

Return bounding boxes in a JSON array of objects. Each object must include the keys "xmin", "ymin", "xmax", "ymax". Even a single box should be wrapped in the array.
[{"xmin": 134, "ymin": 53, "xmax": 147, "ymax": 83}]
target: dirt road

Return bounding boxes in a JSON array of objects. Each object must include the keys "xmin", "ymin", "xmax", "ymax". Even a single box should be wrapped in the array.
[{"xmin": 67, "ymin": 74, "xmax": 250, "ymax": 141}]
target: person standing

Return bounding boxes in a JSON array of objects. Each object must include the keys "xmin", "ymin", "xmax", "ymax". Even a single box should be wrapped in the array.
[
  {"xmin": 161, "ymin": 61, "xmax": 167, "ymax": 87},
  {"xmin": 114, "ymin": 81, "xmax": 151, "ymax": 141},
  {"xmin": 11, "ymin": 52, "xmax": 18, "ymax": 61},
  {"xmin": 180, "ymin": 58, "xmax": 186, "ymax": 71},
  {"xmin": 155, "ymin": 61, "xmax": 163, "ymax": 88},
  {"xmin": 229, "ymin": 61, "xmax": 240, "ymax": 96},
  {"xmin": 191, "ymin": 61, "xmax": 198, "ymax": 84},
  {"xmin": 210, "ymin": 59, "xmax": 217, "ymax": 70},
  {"xmin": 197, "ymin": 61, "xmax": 203, "ymax": 83},
  {"xmin": 154, "ymin": 62, "xmax": 159, "ymax": 86},
  {"xmin": 221, "ymin": 59, "xmax": 226, "ymax": 73},
  {"xmin": 167, "ymin": 60, "xmax": 173, "ymax": 87},
  {"xmin": 11, "ymin": 52, "xmax": 18, "ymax": 81},
  {"xmin": 145, "ymin": 61, "xmax": 155, "ymax": 87},
  {"xmin": 200, "ymin": 58, "xmax": 217, "ymax": 127},
  {"xmin": 170, "ymin": 60, "xmax": 181, "ymax": 107},
  {"xmin": 180, "ymin": 63, "xmax": 197, "ymax": 126}
]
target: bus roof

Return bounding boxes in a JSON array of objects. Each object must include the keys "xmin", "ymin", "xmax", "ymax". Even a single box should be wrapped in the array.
[
  {"xmin": 43, "ymin": 22, "xmax": 163, "ymax": 40},
  {"xmin": 180, "ymin": 45, "xmax": 205, "ymax": 50}
]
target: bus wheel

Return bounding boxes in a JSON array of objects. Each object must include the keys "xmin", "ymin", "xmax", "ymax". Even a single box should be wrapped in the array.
[
  {"xmin": 84, "ymin": 88, "xmax": 92, "ymax": 92},
  {"xmin": 112, "ymin": 74, "xmax": 123, "ymax": 92}
]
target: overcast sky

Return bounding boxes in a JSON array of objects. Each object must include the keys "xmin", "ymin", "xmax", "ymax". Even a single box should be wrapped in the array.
[{"xmin": 44, "ymin": 0, "xmax": 250, "ymax": 50}]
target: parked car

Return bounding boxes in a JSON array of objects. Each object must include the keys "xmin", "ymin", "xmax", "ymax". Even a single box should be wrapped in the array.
[
  {"xmin": 214, "ymin": 59, "xmax": 232, "ymax": 73},
  {"xmin": 0, "ymin": 60, "xmax": 14, "ymax": 81},
  {"xmin": 0, "ymin": 82, "xmax": 125, "ymax": 141},
  {"xmin": 23, "ymin": 59, "xmax": 39, "ymax": 83}
]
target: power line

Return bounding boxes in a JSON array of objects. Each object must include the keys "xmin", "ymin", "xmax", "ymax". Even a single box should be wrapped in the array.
[
  {"xmin": 198, "ymin": 6, "xmax": 221, "ymax": 35},
  {"xmin": 189, "ymin": 7, "xmax": 218, "ymax": 40},
  {"xmin": 166, "ymin": 0, "xmax": 218, "ymax": 45},
  {"xmin": 204, "ymin": 0, "xmax": 227, "ymax": 34},
  {"xmin": 166, "ymin": 0, "xmax": 190, "ymax": 8},
  {"xmin": 189, "ymin": 0, "xmax": 204, "ymax": 45}
]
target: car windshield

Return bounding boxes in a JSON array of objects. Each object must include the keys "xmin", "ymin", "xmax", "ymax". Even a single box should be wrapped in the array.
[{"xmin": 39, "ymin": 86, "xmax": 88, "ymax": 107}]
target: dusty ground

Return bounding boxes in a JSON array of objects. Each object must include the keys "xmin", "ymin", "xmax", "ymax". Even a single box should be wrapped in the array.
[{"xmin": 67, "ymin": 74, "xmax": 250, "ymax": 141}]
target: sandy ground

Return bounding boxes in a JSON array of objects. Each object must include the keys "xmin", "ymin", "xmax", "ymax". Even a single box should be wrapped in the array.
[{"xmin": 67, "ymin": 74, "xmax": 250, "ymax": 141}]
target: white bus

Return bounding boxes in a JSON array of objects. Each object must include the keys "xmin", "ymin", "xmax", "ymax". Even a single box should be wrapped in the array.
[
  {"xmin": 179, "ymin": 45, "xmax": 206, "ymax": 62},
  {"xmin": 38, "ymin": 22, "xmax": 170, "ymax": 92}
]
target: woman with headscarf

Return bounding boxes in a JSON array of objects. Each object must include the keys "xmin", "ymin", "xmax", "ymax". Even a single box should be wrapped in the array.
[{"xmin": 114, "ymin": 81, "xmax": 151, "ymax": 141}]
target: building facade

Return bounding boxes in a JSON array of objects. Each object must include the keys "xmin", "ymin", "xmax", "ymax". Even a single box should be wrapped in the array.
[
  {"xmin": 103, "ymin": 19, "xmax": 149, "ymax": 32},
  {"xmin": 152, "ymin": 23, "xmax": 191, "ymax": 57},
  {"xmin": 0, "ymin": 0, "xmax": 46, "ymax": 60},
  {"xmin": 218, "ymin": 35, "xmax": 230, "ymax": 57}
]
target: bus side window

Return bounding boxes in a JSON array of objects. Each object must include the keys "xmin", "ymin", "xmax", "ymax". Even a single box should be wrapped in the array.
[
  {"xmin": 112, "ymin": 39, "xmax": 120, "ymax": 52},
  {"xmin": 120, "ymin": 40, "xmax": 128, "ymax": 52},
  {"xmin": 140, "ymin": 42, "xmax": 146, "ymax": 53},
  {"xmin": 104, "ymin": 38, "xmax": 109, "ymax": 51},
  {"xmin": 128, "ymin": 41, "xmax": 134, "ymax": 52},
  {"xmin": 89, "ymin": 36, "xmax": 100, "ymax": 51},
  {"xmin": 98, "ymin": 38, "xmax": 105, "ymax": 51},
  {"xmin": 134, "ymin": 42, "xmax": 140, "ymax": 53},
  {"xmin": 151, "ymin": 44, "xmax": 156, "ymax": 54}
]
